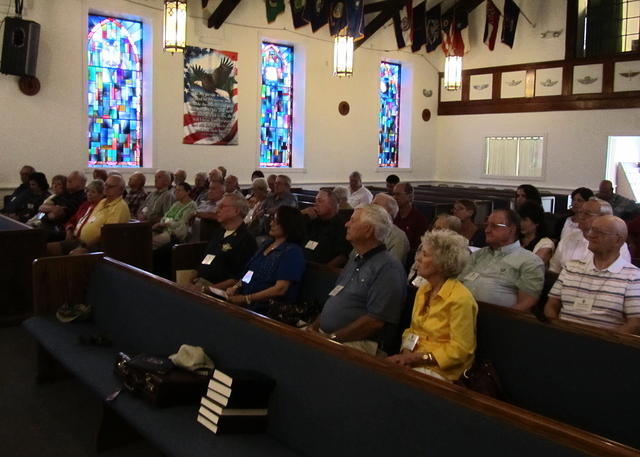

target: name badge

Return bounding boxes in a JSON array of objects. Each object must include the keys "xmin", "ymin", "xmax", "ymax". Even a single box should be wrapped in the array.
[
  {"xmin": 201, "ymin": 254, "xmax": 215, "ymax": 265},
  {"xmin": 464, "ymin": 272, "xmax": 480, "ymax": 282},
  {"xmin": 572, "ymin": 297, "xmax": 594, "ymax": 313},
  {"xmin": 242, "ymin": 270, "xmax": 254, "ymax": 284},
  {"xmin": 329, "ymin": 285, "xmax": 344, "ymax": 296},
  {"xmin": 402, "ymin": 333, "xmax": 419, "ymax": 351},
  {"xmin": 305, "ymin": 240, "xmax": 319, "ymax": 250}
]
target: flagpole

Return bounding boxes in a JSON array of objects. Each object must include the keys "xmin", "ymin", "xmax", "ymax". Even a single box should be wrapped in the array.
[{"xmin": 496, "ymin": 0, "xmax": 536, "ymax": 28}]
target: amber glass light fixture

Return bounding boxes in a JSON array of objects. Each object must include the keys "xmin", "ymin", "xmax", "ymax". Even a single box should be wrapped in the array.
[
  {"xmin": 443, "ymin": 55, "xmax": 462, "ymax": 91},
  {"xmin": 333, "ymin": 30, "xmax": 354, "ymax": 77},
  {"xmin": 163, "ymin": 0, "xmax": 187, "ymax": 53}
]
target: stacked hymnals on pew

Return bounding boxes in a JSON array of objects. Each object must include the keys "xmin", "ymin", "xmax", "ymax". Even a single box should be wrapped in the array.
[{"xmin": 197, "ymin": 369, "xmax": 276, "ymax": 435}]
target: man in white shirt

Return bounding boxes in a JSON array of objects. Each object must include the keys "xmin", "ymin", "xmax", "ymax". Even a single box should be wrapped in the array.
[
  {"xmin": 549, "ymin": 197, "xmax": 630, "ymax": 273},
  {"xmin": 347, "ymin": 171, "xmax": 373, "ymax": 208}
]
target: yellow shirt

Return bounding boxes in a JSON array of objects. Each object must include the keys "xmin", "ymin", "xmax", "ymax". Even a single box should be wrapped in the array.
[
  {"xmin": 402, "ymin": 279, "xmax": 478, "ymax": 381},
  {"xmin": 79, "ymin": 197, "xmax": 131, "ymax": 246}
]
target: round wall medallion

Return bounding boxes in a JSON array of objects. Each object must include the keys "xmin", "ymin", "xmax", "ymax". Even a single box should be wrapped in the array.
[
  {"xmin": 338, "ymin": 101, "xmax": 350, "ymax": 116},
  {"xmin": 18, "ymin": 76, "xmax": 41, "ymax": 96},
  {"xmin": 421, "ymin": 108, "xmax": 431, "ymax": 122}
]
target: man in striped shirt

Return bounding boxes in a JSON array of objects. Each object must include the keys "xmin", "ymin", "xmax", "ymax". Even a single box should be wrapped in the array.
[{"xmin": 544, "ymin": 215, "xmax": 640, "ymax": 334}]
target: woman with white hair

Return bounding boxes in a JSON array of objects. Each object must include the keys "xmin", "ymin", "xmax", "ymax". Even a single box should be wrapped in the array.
[{"xmin": 387, "ymin": 229, "xmax": 477, "ymax": 382}]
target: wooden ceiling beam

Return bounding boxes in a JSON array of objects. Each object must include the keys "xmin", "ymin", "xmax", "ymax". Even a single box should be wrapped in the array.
[
  {"xmin": 207, "ymin": 0, "xmax": 242, "ymax": 29},
  {"xmin": 355, "ymin": 0, "xmax": 409, "ymax": 50}
]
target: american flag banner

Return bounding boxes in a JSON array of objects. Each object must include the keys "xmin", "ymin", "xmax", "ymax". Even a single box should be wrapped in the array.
[{"xmin": 183, "ymin": 46, "xmax": 239, "ymax": 145}]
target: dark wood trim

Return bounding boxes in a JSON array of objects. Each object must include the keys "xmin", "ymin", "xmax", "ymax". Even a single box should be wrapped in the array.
[
  {"xmin": 565, "ymin": 0, "xmax": 578, "ymax": 60},
  {"xmin": 356, "ymin": 0, "xmax": 408, "ymax": 50},
  {"xmin": 72, "ymin": 256, "xmax": 640, "ymax": 457},
  {"xmin": 207, "ymin": 0, "xmax": 241, "ymax": 29}
]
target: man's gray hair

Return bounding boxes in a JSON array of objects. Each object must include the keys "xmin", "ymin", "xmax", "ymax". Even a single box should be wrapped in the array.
[
  {"xmin": 358, "ymin": 204, "xmax": 392, "ymax": 243},
  {"xmin": 373, "ymin": 192, "xmax": 399, "ymax": 218},
  {"xmin": 434, "ymin": 214, "xmax": 462, "ymax": 234},
  {"xmin": 87, "ymin": 179, "xmax": 105, "ymax": 194},
  {"xmin": 318, "ymin": 188, "xmax": 339, "ymax": 208},
  {"xmin": 225, "ymin": 193, "xmax": 250, "ymax": 218},
  {"xmin": 252, "ymin": 177, "xmax": 268, "ymax": 193},
  {"xmin": 588, "ymin": 197, "xmax": 613, "ymax": 215},
  {"xmin": 108, "ymin": 174, "xmax": 126, "ymax": 190},
  {"xmin": 277, "ymin": 174, "xmax": 292, "ymax": 187},
  {"xmin": 333, "ymin": 185, "xmax": 349, "ymax": 205},
  {"xmin": 156, "ymin": 170, "xmax": 171, "ymax": 181},
  {"xmin": 69, "ymin": 170, "xmax": 87, "ymax": 184},
  {"xmin": 420, "ymin": 229, "xmax": 470, "ymax": 278}
]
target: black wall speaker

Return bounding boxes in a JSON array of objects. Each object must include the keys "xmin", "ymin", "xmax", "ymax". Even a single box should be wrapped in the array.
[{"xmin": 1, "ymin": 17, "xmax": 40, "ymax": 77}]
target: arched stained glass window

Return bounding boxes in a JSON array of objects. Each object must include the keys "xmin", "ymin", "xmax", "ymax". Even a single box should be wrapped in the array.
[
  {"xmin": 260, "ymin": 42, "xmax": 293, "ymax": 168},
  {"xmin": 87, "ymin": 15, "xmax": 143, "ymax": 168},
  {"xmin": 378, "ymin": 61, "xmax": 401, "ymax": 168}
]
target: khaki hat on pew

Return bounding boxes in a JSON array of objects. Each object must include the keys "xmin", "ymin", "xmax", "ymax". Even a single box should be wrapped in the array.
[
  {"xmin": 56, "ymin": 303, "xmax": 92, "ymax": 323},
  {"xmin": 169, "ymin": 344, "xmax": 214, "ymax": 373}
]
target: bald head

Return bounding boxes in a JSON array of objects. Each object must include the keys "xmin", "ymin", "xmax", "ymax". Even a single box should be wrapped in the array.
[
  {"xmin": 586, "ymin": 215, "xmax": 627, "ymax": 257},
  {"xmin": 67, "ymin": 171, "xmax": 87, "ymax": 193},
  {"xmin": 372, "ymin": 192, "xmax": 399, "ymax": 219}
]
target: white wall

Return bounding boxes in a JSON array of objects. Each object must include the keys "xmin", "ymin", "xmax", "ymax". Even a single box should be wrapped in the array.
[{"xmin": 0, "ymin": 0, "xmax": 439, "ymax": 190}]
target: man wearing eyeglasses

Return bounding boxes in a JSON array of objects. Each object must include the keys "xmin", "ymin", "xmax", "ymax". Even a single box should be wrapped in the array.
[
  {"xmin": 459, "ymin": 209, "xmax": 544, "ymax": 311},
  {"xmin": 544, "ymin": 215, "xmax": 640, "ymax": 335},
  {"xmin": 549, "ymin": 198, "xmax": 631, "ymax": 274}
]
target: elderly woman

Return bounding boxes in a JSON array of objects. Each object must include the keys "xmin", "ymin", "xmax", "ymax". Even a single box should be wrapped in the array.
[
  {"xmin": 452, "ymin": 199, "xmax": 485, "ymax": 248},
  {"xmin": 216, "ymin": 205, "xmax": 306, "ymax": 313},
  {"xmin": 152, "ymin": 182, "xmax": 197, "ymax": 249},
  {"xmin": 388, "ymin": 230, "xmax": 478, "ymax": 382}
]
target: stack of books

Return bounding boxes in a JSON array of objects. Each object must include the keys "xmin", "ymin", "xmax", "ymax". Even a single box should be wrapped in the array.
[{"xmin": 197, "ymin": 368, "xmax": 276, "ymax": 435}]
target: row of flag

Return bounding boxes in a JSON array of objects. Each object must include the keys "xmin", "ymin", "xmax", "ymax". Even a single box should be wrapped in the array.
[
  {"xmin": 394, "ymin": 0, "xmax": 521, "ymax": 56},
  {"xmin": 266, "ymin": 0, "xmax": 364, "ymax": 39}
]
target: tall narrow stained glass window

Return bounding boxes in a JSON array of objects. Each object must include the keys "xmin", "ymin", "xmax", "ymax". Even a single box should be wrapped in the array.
[
  {"xmin": 260, "ymin": 42, "xmax": 293, "ymax": 168},
  {"xmin": 378, "ymin": 61, "xmax": 401, "ymax": 168},
  {"xmin": 87, "ymin": 15, "xmax": 143, "ymax": 168}
]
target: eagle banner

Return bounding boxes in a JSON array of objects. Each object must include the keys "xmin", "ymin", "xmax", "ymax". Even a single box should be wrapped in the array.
[{"xmin": 183, "ymin": 46, "xmax": 239, "ymax": 145}]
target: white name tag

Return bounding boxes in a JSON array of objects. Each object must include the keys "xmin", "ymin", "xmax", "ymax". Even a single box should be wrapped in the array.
[
  {"xmin": 242, "ymin": 270, "xmax": 254, "ymax": 284},
  {"xmin": 329, "ymin": 285, "xmax": 344, "ymax": 296},
  {"xmin": 305, "ymin": 240, "xmax": 319, "ymax": 250},
  {"xmin": 572, "ymin": 296, "xmax": 594, "ymax": 313},
  {"xmin": 402, "ymin": 333, "xmax": 419, "ymax": 351},
  {"xmin": 201, "ymin": 254, "xmax": 215, "ymax": 265},
  {"xmin": 464, "ymin": 272, "xmax": 480, "ymax": 282}
]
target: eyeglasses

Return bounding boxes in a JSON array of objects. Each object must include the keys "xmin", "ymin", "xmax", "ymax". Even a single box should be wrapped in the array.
[
  {"xmin": 586, "ymin": 227, "xmax": 617, "ymax": 238},
  {"xmin": 486, "ymin": 223, "xmax": 509, "ymax": 230}
]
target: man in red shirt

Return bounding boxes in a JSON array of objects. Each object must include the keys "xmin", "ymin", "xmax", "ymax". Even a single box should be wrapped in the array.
[{"xmin": 392, "ymin": 182, "xmax": 429, "ymax": 256}]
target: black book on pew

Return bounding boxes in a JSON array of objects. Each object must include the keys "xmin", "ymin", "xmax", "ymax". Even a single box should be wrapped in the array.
[
  {"xmin": 207, "ymin": 369, "xmax": 275, "ymax": 408},
  {"xmin": 197, "ymin": 410, "xmax": 268, "ymax": 435}
]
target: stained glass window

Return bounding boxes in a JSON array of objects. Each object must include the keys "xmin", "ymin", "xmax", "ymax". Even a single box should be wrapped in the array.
[
  {"xmin": 87, "ymin": 15, "xmax": 143, "ymax": 168},
  {"xmin": 260, "ymin": 42, "xmax": 293, "ymax": 168},
  {"xmin": 378, "ymin": 61, "xmax": 401, "ymax": 168}
]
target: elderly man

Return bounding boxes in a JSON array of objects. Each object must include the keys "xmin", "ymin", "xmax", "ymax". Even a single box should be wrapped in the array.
[
  {"xmin": 549, "ymin": 198, "xmax": 631, "ymax": 274},
  {"xmin": 3, "ymin": 165, "xmax": 35, "ymax": 213},
  {"xmin": 69, "ymin": 175, "xmax": 130, "ymax": 255},
  {"xmin": 347, "ymin": 171, "xmax": 373, "ymax": 208},
  {"xmin": 208, "ymin": 168, "xmax": 224, "ymax": 185},
  {"xmin": 392, "ymin": 182, "xmax": 429, "ymax": 253},
  {"xmin": 125, "ymin": 172, "xmax": 147, "ymax": 217},
  {"xmin": 308, "ymin": 204, "xmax": 406, "ymax": 355},
  {"xmin": 224, "ymin": 174, "xmax": 243, "ymax": 197},
  {"xmin": 137, "ymin": 170, "xmax": 175, "ymax": 224},
  {"xmin": 182, "ymin": 194, "xmax": 258, "ymax": 292},
  {"xmin": 301, "ymin": 189, "xmax": 350, "ymax": 268},
  {"xmin": 545, "ymin": 215, "xmax": 640, "ymax": 334},
  {"xmin": 195, "ymin": 180, "xmax": 225, "ymax": 220},
  {"xmin": 459, "ymin": 209, "xmax": 544, "ymax": 311},
  {"xmin": 190, "ymin": 172, "xmax": 208, "ymax": 201},
  {"xmin": 262, "ymin": 174, "xmax": 298, "ymax": 215},
  {"xmin": 372, "ymin": 192, "xmax": 410, "ymax": 265},
  {"xmin": 596, "ymin": 180, "xmax": 638, "ymax": 219}
]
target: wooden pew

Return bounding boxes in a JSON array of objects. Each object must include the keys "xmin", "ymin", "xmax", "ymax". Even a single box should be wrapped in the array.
[
  {"xmin": 25, "ymin": 255, "xmax": 639, "ymax": 457},
  {"xmin": 101, "ymin": 221, "xmax": 152, "ymax": 271},
  {"xmin": 0, "ymin": 214, "xmax": 45, "ymax": 325}
]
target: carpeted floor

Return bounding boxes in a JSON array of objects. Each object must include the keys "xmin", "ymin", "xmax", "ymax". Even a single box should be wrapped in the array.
[{"xmin": 0, "ymin": 325, "xmax": 163, "ymax": 457}]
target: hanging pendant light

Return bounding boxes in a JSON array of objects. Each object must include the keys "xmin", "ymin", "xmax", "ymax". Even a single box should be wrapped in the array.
[
  {"xmin": 163, "ymin": 0, "xmax": 187, "ymax": 53},
  {"xmin": 443, "ymin": 55, "xmax": 462, "ymax": 91},
  {"xmin": 333, "ymin": 29, "xmax": 354, "ymax": 77}
]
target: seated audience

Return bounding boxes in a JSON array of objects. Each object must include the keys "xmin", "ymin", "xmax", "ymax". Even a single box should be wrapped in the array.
[
  {"xmin": 387, "ymin": 230, "xmax": 477, "ymax": 381},
  {"xmin": 125, "ymin": 172, "xmax": 147, "ymax": 217},
  {"xmin": 262, "ymin": 175, "xmax": 297, "ymax": 214},
  {"xmin": 174, "ymin": 169, "xmax": 187, "ymax": 186},
  {"xmin": 195, "ymin": 180, "xmax": 225, "ymax": 220},
  {"xmin": 138, "ymin": 170, "xmax": 175, "ymax": 224},
  {"xmin": 559, "ymin": 187, "xmax": 594, "ymax": 240},
  {"xmin": 3, "ymin": 165, "xmax": 35, "ymax": 213},
  {"xmin": 251, "ymin": 170, "xmax": 265, "ymax": 181},
  {"xmin": 37, "ymin": 171, "xmax": 87, "ymax": 240},
  {"xmin": 301, "ymin": 189, "xmax": 350, "ymax": 268},
  {"xmin": 92, "ymin": 168, "xmax": 108, "ymax": 182},
  {"xmin": 393, "ymin": 182, "xmax": 429, "ymax": 254},
  {"xmin": 26, "ymin": 174, "xmax": 66, "ymax": 227},
  {"xmin": 46, "ymin": 180, "xmax": 104, "ymax": 256},
  {"xmin": 308, "ymin": 204, "xmax": 406, "ymax": 355},
  {"xmin": 9, "ymin": 172, "xmax": 50, "ymax": 223},
  {"xmin": 386, "ymin": 174, "xmax": 400, "ymax": 194},
  {"xmin": 545, "ymin": 215, "xmax": 640, "ymax": 335},
  {"xmin": 224, "ymin": 174, "xmax": 243, "ymax": 197},
  {"xmin": 453, "ymin": 199, "xmax": 486, "ymax": 247},
  {"xmin": 152, "ymin": 182, "xmax": 197, "ymax": 249},
  {"xmin": 517, "ymin": 201, "xmax": 555, "ymax": 267},
  {"xmin": 267, "ymin": 174, "xmax": 277, "ymax": 194},
  {"xmin": 245, "ymin": 178, "xmax": 269, "ymax": 236},
  {"xmin": 432, "ymin": 214, "xmax": 462, "ymax": 233},
  {"xmin": 459, "ymin": 209, "xmax": 544, "ymax": 311},
  {"xmin": 515, "ymin": 184, "xmax": 542, "ymax": 209},
  {"xmin": 596, "ymin": 179, "xmax": 638, "ymax": 220},
  {"xmin": 208, "ymin": 168, "xmax": 224, "ymax": 186},
  {"xmin": 333, "ymin": 185, "xmax": 352, "ymax": 210},
  {"xmin": 549, "ymin": 198, "xmax": 631, "ymax": 273},
  {"xmin": 217, "ymin": 166, "xmax": 227, "ymax": 180},
  {"xmin": 372, "ymin": 192, "xmax": 410, "ymax": 265},
  {"xmin": 183, "ymin": 194, "xmax": 257, "ymax": 291},
  {"xmin": 190, "ymin": 172, "xmax": 208, "ymax": 201},
  {"xmin": 218, "ymin": 206, "xmax": 306, "ymax": 312},
  {"xmin": 347, "ymin": 171, "xmax": 373, "ymax": 208}
]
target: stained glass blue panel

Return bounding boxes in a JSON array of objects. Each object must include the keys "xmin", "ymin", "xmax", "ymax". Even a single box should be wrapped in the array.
[
  {"xmin": 260, "ymin": 42, "xmax": 293, "ymax": 168},
  {"xmin": 378, "ymin": 61, "xmax": 401, "ymax": 168},
  {"xmin": 87, "ymin": 15, "xmax": 142, "ymax": 168}
]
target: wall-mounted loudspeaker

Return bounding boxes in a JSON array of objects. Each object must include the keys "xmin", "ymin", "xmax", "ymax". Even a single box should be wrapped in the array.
[{"xmin": 1, "ymin": 17, "xmax": 40, "ymax": 77}]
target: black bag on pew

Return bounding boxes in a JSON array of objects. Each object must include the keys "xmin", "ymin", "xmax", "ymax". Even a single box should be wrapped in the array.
[{"xmin": 114, "ymin": 352, "xmax": 211, "ymax": 407}]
